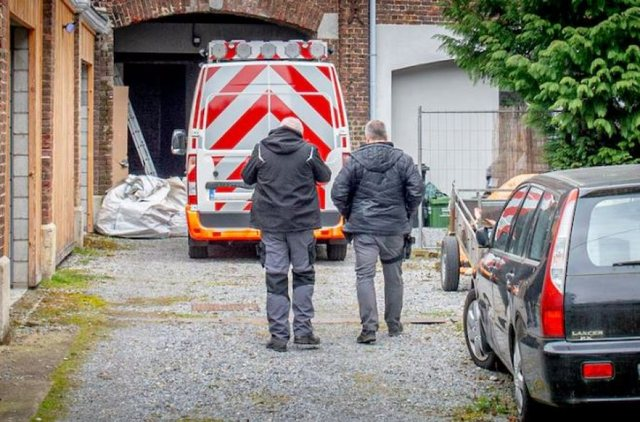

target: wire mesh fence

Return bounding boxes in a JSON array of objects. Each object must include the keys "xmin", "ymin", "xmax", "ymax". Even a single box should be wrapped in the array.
[
  {"xmin": 415, "ymin": 108, "xmax": 548, "ymax": 249},
  {"xmin": 418, "ymin": 108, "xmax": 548, "ymax": 195}
]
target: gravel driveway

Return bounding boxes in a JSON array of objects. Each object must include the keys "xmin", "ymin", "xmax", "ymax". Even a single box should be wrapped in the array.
[{"xmin": 61, "ymin": 237, "xmax": 513, "ymax": 421}]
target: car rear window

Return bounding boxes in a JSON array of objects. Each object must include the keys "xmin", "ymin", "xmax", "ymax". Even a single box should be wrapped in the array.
[
  {"xmin": 493, "ymin": 186, "xmax": 528, "ymax": 251},
  {"xmin": 569, "ymin": 191, "xmax": 640, "ymax": 274}
]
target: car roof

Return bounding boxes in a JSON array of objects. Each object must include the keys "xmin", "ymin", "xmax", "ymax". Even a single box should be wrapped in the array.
[{"xmin": 529, "ymin": 164, "xmax": 640, "ymax": 193}]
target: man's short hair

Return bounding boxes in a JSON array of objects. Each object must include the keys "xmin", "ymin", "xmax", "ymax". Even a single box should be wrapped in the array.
[
  {"xmin": 280, "ymin": 116, "xmax": 304, "ymax": 136},
  {"xmin": 364, "ymin": 120, "xmax": 388, "ymax": 141}
]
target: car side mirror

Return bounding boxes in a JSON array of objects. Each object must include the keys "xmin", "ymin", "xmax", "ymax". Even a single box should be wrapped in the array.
[
  {"xmin": 171, "ymin": 129, "xmax": 187, "ymax": 155},
  {"xmin": 476, "ymin": 227, "xmax": 492, "ymax": 248}
]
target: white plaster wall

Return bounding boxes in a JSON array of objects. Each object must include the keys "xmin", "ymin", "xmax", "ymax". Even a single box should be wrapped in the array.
[
  {"xmin": 392, "ymin": 62, "xmax": 498, "ymax": 191},
  {"xmin": 376, "ymin": 24, "xmax": 499, "ymax": 191}
]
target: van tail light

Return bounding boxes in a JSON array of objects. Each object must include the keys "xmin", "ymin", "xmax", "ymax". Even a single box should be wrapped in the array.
[
  {"xmin": 187, "ymin": 154, "xmax": 197, "ymax": 205},
  {"xmin": 342, "ymin": 152, "xmax": 351, "ymax": 165},
  {"xmin": 541, "ymin": 188, "xmax": 578, "ymax": 338},
  {"xmin": 582, "ymin": 362, "xmax": 614, "ymax": 380}
]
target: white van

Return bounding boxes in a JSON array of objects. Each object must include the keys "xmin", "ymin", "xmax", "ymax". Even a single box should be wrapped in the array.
[{"xmin": 172, "ymin": 40, "xmax": 351, "ymax": 260}]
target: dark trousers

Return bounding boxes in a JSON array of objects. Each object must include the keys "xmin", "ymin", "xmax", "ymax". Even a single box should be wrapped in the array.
[
  {"xmin": 353, "ymin": 234, "xmax": 404, "ymax": 332},
  {"xmin": 261, "ymin": 230, "xmax": 316, "ymax": 340}
]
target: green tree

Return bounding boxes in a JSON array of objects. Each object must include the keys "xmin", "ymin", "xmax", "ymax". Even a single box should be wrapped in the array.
[{"xmin": 439, "ymin": 0, "xmax": 640, "ymax": 168}]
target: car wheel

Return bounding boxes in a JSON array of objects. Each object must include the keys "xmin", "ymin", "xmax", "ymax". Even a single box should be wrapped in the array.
[
  {"xmin": 463, "ymin": 288, "xmax": 496, "ymax": 369},
  {"xmin": 441, "ymin": 235, "xmax": 460, "ymax": 291},
  {"xmin": 327, "ymin": 244, "xmax": 347, "ymax": 261},
  {"xmin": 188, "ymin": 245, "xmax": 208, "ymax": 259},
  {"xmin": 513, "ymin": 338, "xmax": 544, "ymax": 421}
]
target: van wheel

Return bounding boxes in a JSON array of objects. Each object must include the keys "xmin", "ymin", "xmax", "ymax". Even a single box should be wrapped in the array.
[
  {"xmin": 189, "ymin": 245, "xmax": 208, "ymax": 259},
  {"xmin": 441, "ymin": 235, "xmax": 460, "ymax": 291},
  {"xmin": 327, "ymin": 244, "xmax": 347, "ymax": 261},
  {"xmin": 513, "ymin": 329, "xmax": 545, "ymax": 421},
  {"xmin": 463, "ymin": 288, "xmax": 496, "ymax": 369}
]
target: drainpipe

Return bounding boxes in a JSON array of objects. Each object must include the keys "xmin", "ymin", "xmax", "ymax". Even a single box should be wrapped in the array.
[{"xmin": 369, "ymin": 0, "xmax": 376, "ymax": 120}]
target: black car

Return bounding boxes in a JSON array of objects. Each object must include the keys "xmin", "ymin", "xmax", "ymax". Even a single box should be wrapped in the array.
[{"xmin": 462, "ymin": 164, "xmax": 640, "ymax": 420}]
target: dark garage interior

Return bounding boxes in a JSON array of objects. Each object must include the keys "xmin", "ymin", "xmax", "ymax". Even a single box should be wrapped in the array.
[{"xmin": 115, "ymin": 13, "xmax": 306, "ymax": 177}]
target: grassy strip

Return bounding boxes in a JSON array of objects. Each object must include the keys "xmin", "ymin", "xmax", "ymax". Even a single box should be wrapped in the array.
[{"xmin": 30, "ymin": 269, "xmax": 109, "ymax": 422}]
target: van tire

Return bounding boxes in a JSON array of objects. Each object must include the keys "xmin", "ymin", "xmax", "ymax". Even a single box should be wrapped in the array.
[
  {"xmin": 189, "ymin": 245, "xmax": 208, "ymax": 259},
  {"xmin": 441, "ymin": 235, "xmax": 460, "ymax": 291},
  {"xmin": 327, "ymin": 244, "xmax": 347, "ymax": 261}
]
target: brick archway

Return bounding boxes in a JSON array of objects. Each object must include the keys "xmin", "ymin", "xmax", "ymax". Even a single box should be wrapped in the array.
[{"xmin": 110, "ymin": 0, "xmax": 324, "ymax": 33}]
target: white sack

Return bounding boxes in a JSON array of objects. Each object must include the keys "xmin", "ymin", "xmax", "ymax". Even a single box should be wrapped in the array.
[{"xmin": 96, "ymin": 175, "xmax": 187, "ymax": 238}]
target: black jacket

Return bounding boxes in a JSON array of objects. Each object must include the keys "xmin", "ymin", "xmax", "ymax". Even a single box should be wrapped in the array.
[
  {"xmin": 331, "ymin": 142, "xmax": 424, "ymax": 236},
  {"xmin": 242, "ymin": 126, "xmax": 331, "ymax": 232}
]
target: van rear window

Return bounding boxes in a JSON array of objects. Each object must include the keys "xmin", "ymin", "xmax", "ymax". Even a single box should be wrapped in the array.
[{"xmin": 584, "ymin": 195, "xmax": 640, "ymax": 266}]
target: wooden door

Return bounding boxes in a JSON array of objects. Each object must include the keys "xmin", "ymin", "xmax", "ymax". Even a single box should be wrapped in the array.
[{"xmin": 52, "ymin": 1, "xmax": 76, "ymax": 261}]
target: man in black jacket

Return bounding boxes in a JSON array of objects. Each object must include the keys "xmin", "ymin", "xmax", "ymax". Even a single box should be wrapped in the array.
[
  {"xmin": 242, "ymin": 117, "xmax": 331, "ymax": 352},
  {"xmin": 331, "ymin": 120, "xmax": 423, "ymax": 344}
]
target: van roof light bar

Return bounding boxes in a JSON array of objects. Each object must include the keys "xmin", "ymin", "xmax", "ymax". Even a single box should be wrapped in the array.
[{"xmin": 208, "ymin": 40, "xmax": 329, "ymax": 62}]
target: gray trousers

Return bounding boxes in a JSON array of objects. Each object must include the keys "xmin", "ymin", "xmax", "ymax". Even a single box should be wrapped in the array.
[
  {"xmin": 261, "ymin": 230, "xmax": 316, "ymax": 340},
  {"xmin": 353, "ymin": 234, "xmax": 404, "ymax": 332}
]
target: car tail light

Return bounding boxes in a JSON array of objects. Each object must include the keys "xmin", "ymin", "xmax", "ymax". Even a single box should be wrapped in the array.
[
  {"xmin": 541, "ymin": 188, "xmax": 578, "ymax": 338},
  {"xmin": 187, "ymin": 154, "xmax": 197, "ymax": 205},
  {"xmin": 582, "ymin": 362, "xmax": 614, "ymax": 380}
]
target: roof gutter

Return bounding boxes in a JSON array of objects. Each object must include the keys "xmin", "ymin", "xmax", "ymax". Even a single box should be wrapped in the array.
[{"xmin": 71, "ymin": 0, "xmax": 111, "ymax": 35}]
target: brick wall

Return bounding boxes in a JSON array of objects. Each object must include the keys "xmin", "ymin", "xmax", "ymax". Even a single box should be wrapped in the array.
[
  {"xmin": 92, "ymin": 0, "xmax": 447, "ymax": 191},
  {"xmin": 337, "ymin": 0, "xmax": 369, "ymax": 145},
  {"xmin": 42, "ymin": 0, "xmax": 55, "ymax": 224},
  {"xmin": 0, "ymin": 0, "xmax": 8, "ymax": 256},
  {"xmin": 93, "ymin": 29, "xmax": 114, "ymax": 194},
  {"xmin": 377, "ymin": 0, "xmax": 444, "ymax": 24}
]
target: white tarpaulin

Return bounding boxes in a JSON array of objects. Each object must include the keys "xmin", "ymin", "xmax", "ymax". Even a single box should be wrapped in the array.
[{"xmin": 96, "ymin": 175, "xmax": 187, "ymax": 238}]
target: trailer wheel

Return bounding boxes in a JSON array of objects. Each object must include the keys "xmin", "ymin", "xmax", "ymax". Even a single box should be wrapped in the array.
[
  {"xmin": 327, "ymin": 244, "xmax": 347, "ymax": 261},
  {"xmin": 440, "ymin": 235, "xmax": 460, "ymax": 291}
]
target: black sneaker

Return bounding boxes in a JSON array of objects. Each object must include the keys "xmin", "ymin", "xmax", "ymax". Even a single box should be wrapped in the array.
[
  {"xmin": 266, "ymin": 337, "xmax": 288, "ymax": 352},
  {"xmin": 389, "ymin": 322, "xmax": 404, "ymax": 337},
  {"xmin": 356, "ymin": 330, "xmax": 376, "ymax": 344},
  {"xmin": 294, "ymin": 334, "xmax": 321, "ymax": 346}
]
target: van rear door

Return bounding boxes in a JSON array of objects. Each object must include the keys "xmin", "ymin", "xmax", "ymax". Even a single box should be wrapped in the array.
[
  {"xmin": 194, "ymin": 62, "xmax": 346, "ymax": 216},
  {"xmin": 564, "ymin": 189, "xmax": 640, "ymax": 340}
]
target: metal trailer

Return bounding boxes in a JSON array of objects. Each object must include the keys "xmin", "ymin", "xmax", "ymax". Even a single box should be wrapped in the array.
[{"xmin": 439, "ymin": 185, "xmax": 510, "ymax": 291}]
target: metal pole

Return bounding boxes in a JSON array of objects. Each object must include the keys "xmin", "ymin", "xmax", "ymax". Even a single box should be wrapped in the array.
[{"xmin": 417, "ymin": 106, "xmax": 423, "ymax": 249}]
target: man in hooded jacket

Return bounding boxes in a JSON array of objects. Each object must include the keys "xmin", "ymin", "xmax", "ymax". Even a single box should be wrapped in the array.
[
  {"xmin": 331, "ymin": 120, "xmax": 424, "ymax": 344},
  {"xmin": 242, "ymin": 117, "xmax": 331, "ymax": 352}
]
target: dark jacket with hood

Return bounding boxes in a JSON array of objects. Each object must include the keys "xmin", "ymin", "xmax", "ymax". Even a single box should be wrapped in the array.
[
  {"xmin": 331, "ymin": 142, "xmax": 424, "ymax": 236},
  {"xmin": 242, "ymin": 126, "xmax": 331, "ymax": 232}
]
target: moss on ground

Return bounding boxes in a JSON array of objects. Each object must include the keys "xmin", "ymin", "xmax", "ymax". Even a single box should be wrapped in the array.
[
  {"xmin": 41, "ymin": 269, "xmax": 94, "ymax": 290},
  {"xmin": 451, "ymin": 393, "xmax": 516, "ymax": 421},
  {"xmin": 121, "ymin": 295, "xmax": 191, "ymax": 306},
  {"xmin": 249, "ymin": 390, "xmax": 291, "ymax": 411},
  {"xmin": 29, "ymin": 268, "xmax": 110, "ymax": 421},
  {"xmin": 72, "ymin": 234, "xmax": 129, "ymax": 263},
  {"xmin": 83, "ymin": 234, "xmax": 126, "ymax": 251}
]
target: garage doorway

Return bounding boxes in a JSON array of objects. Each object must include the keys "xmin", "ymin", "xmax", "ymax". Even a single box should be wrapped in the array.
[{"xmin": 114, "ymin": 13, "xmax": 306, "ymax": 177}]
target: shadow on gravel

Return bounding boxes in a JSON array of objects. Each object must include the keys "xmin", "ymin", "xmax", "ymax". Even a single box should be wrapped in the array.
[
  {"xmin": 208, "ymin": 243, "xmax": 259, "ymax": 260},
  {"xmin": 205, "ymin": 242, "xmax": 352, "ymax": 264}
]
